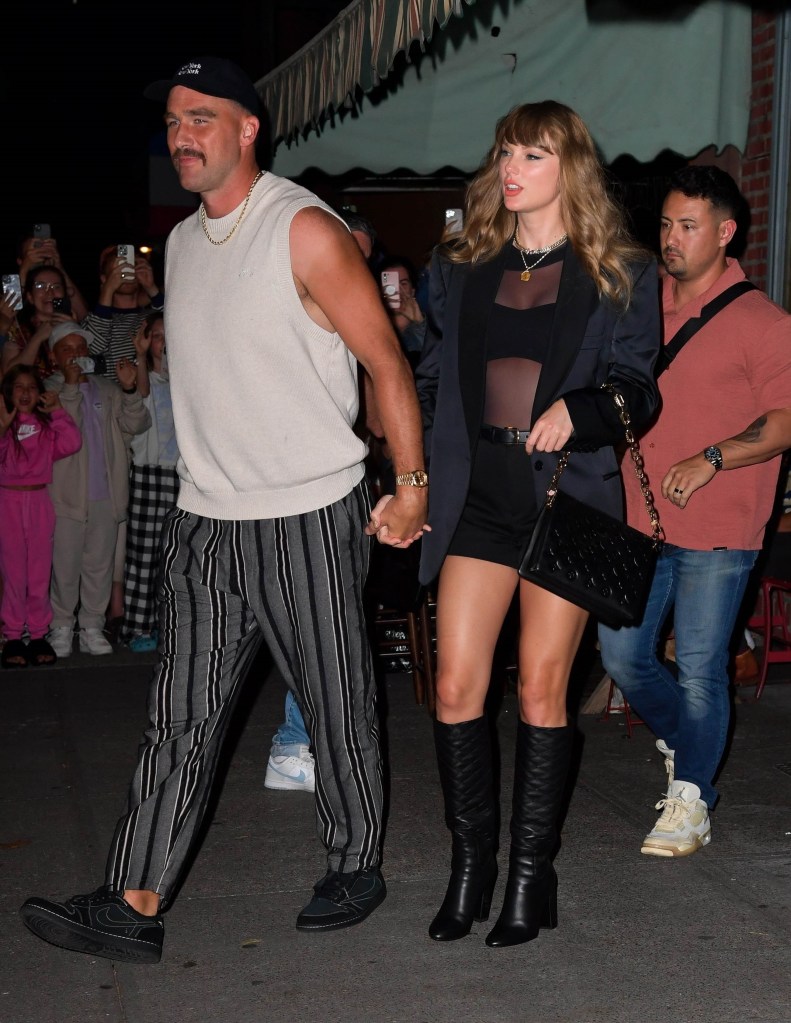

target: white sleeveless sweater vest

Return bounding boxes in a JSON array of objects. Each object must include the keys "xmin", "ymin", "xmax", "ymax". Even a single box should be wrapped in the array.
[{"xmin": 164, "ymin": 173, "xmax": 365, "ymax": 520}]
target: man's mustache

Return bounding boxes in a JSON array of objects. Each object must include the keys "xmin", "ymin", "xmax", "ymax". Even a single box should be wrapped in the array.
[{"xmin": 173, "ymin": 148, "xmax": 206, "ymax": 164}]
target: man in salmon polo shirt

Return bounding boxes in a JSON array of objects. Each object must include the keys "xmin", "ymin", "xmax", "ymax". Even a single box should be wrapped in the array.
[{"xmin": 599, "ymin": 166, "xmax": 791, "ymax": 858}]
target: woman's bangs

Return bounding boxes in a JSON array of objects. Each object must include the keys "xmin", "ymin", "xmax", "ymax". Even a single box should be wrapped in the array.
[{"xmin": 499, "ymin": 110, "xmax": 557, "ymax": 155}]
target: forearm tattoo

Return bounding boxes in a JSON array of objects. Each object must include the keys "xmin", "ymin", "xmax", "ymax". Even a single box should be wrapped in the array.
[{"xmin": 732, "ymin": 415, "xmax": 767, "ymax": 444}]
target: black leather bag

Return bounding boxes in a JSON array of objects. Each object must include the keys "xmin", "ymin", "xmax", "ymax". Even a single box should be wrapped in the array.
[{"xmin": 519, "ymin": 386, "xmax": 663, "ymax": 628}]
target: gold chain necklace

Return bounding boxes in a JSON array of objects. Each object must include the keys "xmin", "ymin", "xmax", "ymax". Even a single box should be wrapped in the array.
[
  {"xmin": 512, "ymin": 227, "xmax": 567, "ymax": 281},
  {"xmin": 200, "ymin": 171, "xmax": 264, "ymax": 246}
]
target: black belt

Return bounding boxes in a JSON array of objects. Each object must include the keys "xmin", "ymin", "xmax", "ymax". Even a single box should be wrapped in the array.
[{"xmin": 480, "ymin": 424, "xmax": 531, "ymax": 445}]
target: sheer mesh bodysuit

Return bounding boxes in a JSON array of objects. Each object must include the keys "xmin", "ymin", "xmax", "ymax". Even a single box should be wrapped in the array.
[
  {"xmin": 484, "ymin": 241, "xmax": 565, "ymax": 428},
  {"xmin": 444, "ymin": 241, "xmax": 567, "ymax": 568}
]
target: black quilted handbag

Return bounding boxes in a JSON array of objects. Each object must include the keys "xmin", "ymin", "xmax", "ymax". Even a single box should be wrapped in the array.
[{"xmin": 519, "ymin": 386, "xmax": 664, "ymax": 627}]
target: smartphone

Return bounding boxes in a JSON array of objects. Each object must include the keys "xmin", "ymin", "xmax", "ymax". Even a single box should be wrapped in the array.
[
  {"xmin": 52, "ymin": 296, "xmax": 72, "ymax": 316},
  {"xmin": 117, "ymin": 244, "xmax": 135, "ymax": 282},
  {"xmin": 32, "ymin": 223, "xmax": 51, "ymax": 249},
  {"xmin": 2, "ymin": 273, "xmax": 23, "ymax": 311},
  {"xmin": 445, "ymin": 208, "xmax": 463, "ymax": 236},
  {"xmin": 381, "ymin": 271, "xmax": 401, "ymax": 311}
]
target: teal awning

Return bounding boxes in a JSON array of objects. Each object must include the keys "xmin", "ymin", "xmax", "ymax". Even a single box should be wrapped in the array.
[
  {"xmin": 268, "ymin": 0, "xmax": 752, "ymax": 175},
  {"xmin": 256, "ymin": 0, "xmax": 476, "ymax": 145}
]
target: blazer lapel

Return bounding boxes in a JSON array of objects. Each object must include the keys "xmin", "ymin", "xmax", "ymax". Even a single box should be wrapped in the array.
[
  {"xmin": 457, "ymin": 246, "xmax": 510, "ymax": 450},
  {"xmin": 533, "ymin": 245, "xmax": 598, "ymax": 418}
]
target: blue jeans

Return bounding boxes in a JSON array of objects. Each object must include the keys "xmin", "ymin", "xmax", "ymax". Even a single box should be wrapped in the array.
[
  {"xmin": 598, "ymin": 544, "xmax": 757, "ymax": 807},
  {"xmin": 271, "ymin": 690, "xmax": 311, "ymax": 756}
]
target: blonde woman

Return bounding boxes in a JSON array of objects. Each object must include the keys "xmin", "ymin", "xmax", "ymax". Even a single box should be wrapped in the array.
[{"xmin": 416, "ymin": 101, "xmax": 660, "ymax": 947}]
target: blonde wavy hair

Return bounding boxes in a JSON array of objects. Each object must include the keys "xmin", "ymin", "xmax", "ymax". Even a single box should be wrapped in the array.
[{"xmin": 444, "ymin": 101, "xmax": 646, "ymax": 307}]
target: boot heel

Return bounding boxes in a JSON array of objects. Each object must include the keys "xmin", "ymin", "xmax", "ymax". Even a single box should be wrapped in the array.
[
  {"xmin": 539, "ymin": 876, "xmax": 558, "ymax": 930},
  {"xmin": 473, "ymin": 871, "xmax": 497, "ymax": 923}
]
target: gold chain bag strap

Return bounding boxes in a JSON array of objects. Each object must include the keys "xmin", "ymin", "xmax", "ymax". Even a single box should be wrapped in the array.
[{"xmin": 518, "ymin": 384, "xmax": 664, "ymax": 626}]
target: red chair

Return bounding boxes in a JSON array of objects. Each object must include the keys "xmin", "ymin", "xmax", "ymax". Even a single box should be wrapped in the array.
[
  {"xmin": 602, "ymin": 677, "xmax": 645, "ymax": 737},
  {"xmin": 746, "ymin": 576, "xmax": 791, "ymax": 699}
]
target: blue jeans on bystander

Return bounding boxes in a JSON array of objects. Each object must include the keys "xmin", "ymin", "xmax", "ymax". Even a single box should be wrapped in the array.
[
  {"xmin": 271, "ymin": 690, "xmax": 311, "ymax": 756},
  {"xmin": 598, "ymin": 544, "xmax": 757, "ymax": 808}
]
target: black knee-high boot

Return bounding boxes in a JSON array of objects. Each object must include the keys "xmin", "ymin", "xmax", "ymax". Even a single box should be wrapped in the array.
[
  {"xmin": 485, "ymin": 720, "xmax": 573, "ymax": 948},
  {"xmin": 429, "ymin": 717, "xmax": 498, "ymax": 941}
]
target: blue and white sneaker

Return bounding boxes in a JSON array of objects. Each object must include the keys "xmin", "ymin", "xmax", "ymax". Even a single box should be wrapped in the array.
[{"xmin": 265, "ymin": 744, "xmax": 315, "ymax": 792}]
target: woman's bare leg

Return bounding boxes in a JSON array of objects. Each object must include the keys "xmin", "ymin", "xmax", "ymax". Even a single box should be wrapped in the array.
[
  {"xmin": 486, "ymin": 583, "xmax": 587, "ymax": 948},
  {"xmin": 517, "ymin": 580, "xmax": 590, "ymax": 725},
  {"xmin": 434, "ymin": 556, "xmax": 519, "ymax": 723},
  {"xmin": 429, "ymin": 555, "xmax": 515, "ymax": 940}
]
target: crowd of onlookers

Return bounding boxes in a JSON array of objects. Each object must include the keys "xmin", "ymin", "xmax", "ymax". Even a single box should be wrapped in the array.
[{"xmin": 0, "ymin": 211, "xmax": 430, "ymax": 670}]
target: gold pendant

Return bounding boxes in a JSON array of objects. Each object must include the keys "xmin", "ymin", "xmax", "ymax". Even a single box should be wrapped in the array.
[{"xmin": 520, "ymin": 269, "xmax": 531, "ymax": 282}]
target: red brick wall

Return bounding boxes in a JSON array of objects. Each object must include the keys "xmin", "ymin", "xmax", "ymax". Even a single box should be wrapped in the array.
[{"xmin": 740, "ymin": 11, "xmax": 777, "ymax": 288}]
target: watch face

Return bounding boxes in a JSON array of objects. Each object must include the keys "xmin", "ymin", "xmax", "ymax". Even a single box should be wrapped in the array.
[{"xmin": 397, "ymin": 470, "xmax": 428, "ymax": 486}]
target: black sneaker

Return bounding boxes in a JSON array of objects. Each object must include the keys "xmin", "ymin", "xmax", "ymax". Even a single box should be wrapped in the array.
[
  {"xmin": 295, "ymin": 868, "xmax": 386, "ymax": 931},
  {"xmin": 20, "ymin": 886, "xmax": 164, "ymax": 964}
]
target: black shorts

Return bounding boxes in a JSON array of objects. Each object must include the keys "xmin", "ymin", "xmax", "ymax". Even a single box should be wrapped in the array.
[{"xmin": 447, "ymin": 436, "xmax": 539, "ymax": 570}]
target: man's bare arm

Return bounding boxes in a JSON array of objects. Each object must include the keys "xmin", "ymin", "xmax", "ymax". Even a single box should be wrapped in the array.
[
  {"xmin": 662, "ymin": 408, "xmax": 791, "ymax": 508},
  {"xmin": 289, "ymin": 206, "xmax": 427, "ymax": 544}
]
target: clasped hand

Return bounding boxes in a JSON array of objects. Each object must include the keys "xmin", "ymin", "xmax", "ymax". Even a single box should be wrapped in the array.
[{"xmin": 366, "ymin": 491, "xmax": 430, "ymax": 548}]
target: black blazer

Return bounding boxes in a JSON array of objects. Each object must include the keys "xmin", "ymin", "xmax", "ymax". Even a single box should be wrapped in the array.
[{"xmin": 416, "ymin": 242, "xmax": 661, "ymax": 586}]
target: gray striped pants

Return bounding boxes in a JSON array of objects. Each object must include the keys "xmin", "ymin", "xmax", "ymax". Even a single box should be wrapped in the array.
[{"xmin": 105, "ymin": 482, "xmax": 382, "ymax": 905}]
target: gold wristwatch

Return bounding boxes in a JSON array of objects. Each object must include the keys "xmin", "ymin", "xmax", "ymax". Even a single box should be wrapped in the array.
[{"xmin": 395, "ymin": 469, "xmax": 429, "ymax": 487}]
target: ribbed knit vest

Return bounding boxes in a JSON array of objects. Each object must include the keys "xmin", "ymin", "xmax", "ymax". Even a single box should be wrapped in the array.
[{"xmin": 164, "ymin": 173, "xmax": 366, "ymax": 520}]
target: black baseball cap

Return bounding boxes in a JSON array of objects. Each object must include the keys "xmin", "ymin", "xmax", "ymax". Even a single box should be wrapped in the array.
[{"xmin": 144, "ymin": 56, "xmax": 261, "ymax": 116}]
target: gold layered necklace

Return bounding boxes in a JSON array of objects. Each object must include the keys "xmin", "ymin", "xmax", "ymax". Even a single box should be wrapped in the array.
[
  {"xmin": 200, "ymin": 171, "xmax": 264, "ymax": 246},
  {"xmin": 512, "ymin": 226, "xmax": 568, "ymax": 281}
]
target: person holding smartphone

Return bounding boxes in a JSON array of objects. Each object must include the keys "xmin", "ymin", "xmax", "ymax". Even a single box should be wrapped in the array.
[
  {"xmin": 380, "ymin": 258, "xmax": 426, "ymax": 370},
  {"xmin": 1, "ymin": 265, "xmax": 79, "ymax": 378},
  {"xmin": 15, "ymin": 233, "xmax": 89, "ymax": 323},
  {"xmin": 83, "ymin": 245, "xmax": 164, "ymax": 385},
  {"xmin": 39, "ymin": 322, "xmax": 150, "ymax": 661}
]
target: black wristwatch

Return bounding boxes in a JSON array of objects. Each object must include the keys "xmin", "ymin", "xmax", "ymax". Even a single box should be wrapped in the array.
[
  {"xmin": 121, "ymin": 384, "xmax": 137, "ymax": 395},
  {"xmin": 703, "ymin": 445, "xmax": 723, "ymax": 472}
]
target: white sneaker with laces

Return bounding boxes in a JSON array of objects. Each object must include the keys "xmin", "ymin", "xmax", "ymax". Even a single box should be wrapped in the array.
[
  {"xmin": 641, "ymin": 779, "xmax": 711, "ymax": 857},
  {"xmin": 265, "ymin": 745, "xmax": 315, "ymax": 792},
  {"xmin": 656, "ymin": 738, "xmax": 675, "ymax": 787},
  {"xmin": 48, "ymin": 626, "xmax": 74, "ymax": 658},
  {"xmin": 79, "ymin": 628, "xmax": 113, "ymax": 656}
]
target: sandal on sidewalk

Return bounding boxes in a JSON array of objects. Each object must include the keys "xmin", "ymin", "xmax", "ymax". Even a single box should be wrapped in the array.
[
  {"xmin": 27, "ymin": 637, "xmax": 58, "ymax": 667},
  {"xmin": 1, "ymin": 639, "xmax": 29, "ymax": 669}
]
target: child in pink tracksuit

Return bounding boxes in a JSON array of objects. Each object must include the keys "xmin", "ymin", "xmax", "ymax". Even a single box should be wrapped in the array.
[{"xmin": 0, "ymin": 364, "xmax": 82, "ymax": 667}]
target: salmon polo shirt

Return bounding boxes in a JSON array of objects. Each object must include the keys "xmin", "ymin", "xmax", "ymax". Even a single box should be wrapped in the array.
[{"xmin": 623, "ymin": 259, "xmax": 791, "ymax": 551}]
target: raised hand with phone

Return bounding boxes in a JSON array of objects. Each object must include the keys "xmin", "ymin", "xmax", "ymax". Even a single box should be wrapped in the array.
[
  {"xmin": 0, "ymin": 264, "xmax": 74, "ymax": 377},
  {"xmin": 87, "ymin": 244, "xmax": 164, "ymax": 385},
  {"xmin": 17, "ymin": 226, "xmax": 90, "ymax": 322},
  {"xmin": 379, "ymin": 259, "xmax": 426, "ymax": 367}
]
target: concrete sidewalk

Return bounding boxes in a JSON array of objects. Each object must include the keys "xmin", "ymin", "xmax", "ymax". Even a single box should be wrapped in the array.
[{"xmin": 2, "ymin": 645, "xmax": 790, "ymax": 1023}]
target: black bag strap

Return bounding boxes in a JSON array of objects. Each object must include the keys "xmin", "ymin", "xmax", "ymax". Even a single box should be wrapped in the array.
[{"xmin": 655, "ymin": 280, "xmax": 756, "ymax": 376}]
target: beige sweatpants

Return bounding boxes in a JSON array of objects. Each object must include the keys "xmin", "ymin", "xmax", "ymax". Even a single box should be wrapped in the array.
[{"xmin": 50, "ymin": 500, "xmax": 119, "ymax": 631}]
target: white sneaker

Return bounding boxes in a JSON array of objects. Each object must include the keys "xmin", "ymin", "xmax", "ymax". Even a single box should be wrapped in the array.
[
  {"xmin": 656, "ymin": 738, "xmax": 675, "ymax": 787},
  {"xmin": 79, "ymin": 628, "xmax": 113, "ymax": 656},
  {"xmin": 265, "ymin": 745, "xmax": 315, "ymax": 792},
  {"xmin": 48, "ymin": 626, "xmax": 74, "ymax": 658},
  {"xmin": 641, "ymin": 780, "xmax": 711, "ymax": 857}
]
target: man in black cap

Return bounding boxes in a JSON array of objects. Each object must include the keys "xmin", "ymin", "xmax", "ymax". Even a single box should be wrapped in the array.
[{"xmin": 20, "ymin": 56, "xmax": 428, "ymax": 964}]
